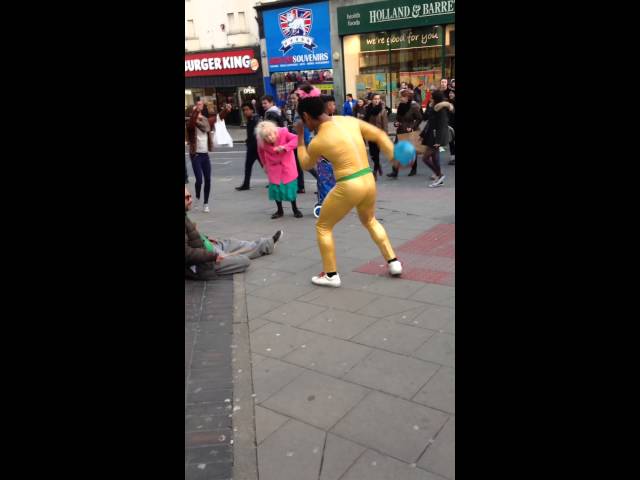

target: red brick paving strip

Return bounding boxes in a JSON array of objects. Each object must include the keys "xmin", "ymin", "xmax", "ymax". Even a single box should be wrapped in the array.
[{"xmin": 354, "ymin": 224, "xmax": 455, "ymax": 285}]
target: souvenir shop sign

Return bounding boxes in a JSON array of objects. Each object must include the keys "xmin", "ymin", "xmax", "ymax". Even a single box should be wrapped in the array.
[
  {"xmin": 360, "ymin": 26, "xmax": 442, "ymax": 52},
  {"xmin": 338, "ymin": 0, "xmax": 455, "ymax": 35},
  {"xmin": 263, "ymin": 1, "xmax": 332, "ymax": 72},
  {"xmin": 185, "ymin": 49, "xmax": 259, "ymax": 77}
]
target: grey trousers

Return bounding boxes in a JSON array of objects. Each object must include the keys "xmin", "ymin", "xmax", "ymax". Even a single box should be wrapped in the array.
[{"xmin": 213, "ymin": 237, "xmax": 275, "ymax": 275}]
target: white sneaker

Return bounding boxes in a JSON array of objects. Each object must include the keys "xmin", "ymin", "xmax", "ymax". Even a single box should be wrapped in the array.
[
  {"xmin": 428, "ymin": 175, "xmax": 445, "ymax": 188},
  {"xmin": 203, "ymin": 204, "xmax": 210, "ymax": 213},
  {"xmin": 311, "ymin": 272, "xmax": 341, "ymax": 287},
  {"xmin": 388, "ymin": 260, "xmax": 403, "ymax": 276}
]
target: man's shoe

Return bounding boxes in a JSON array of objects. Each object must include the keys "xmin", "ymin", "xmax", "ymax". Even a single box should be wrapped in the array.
[
  {"xmin": 311, "ymin": 272, "xmax": 341, "ymax": 287},
  {"xmin": 273, "ymin": 230, "xmax": 284, "ymax": 244},
  {"xmin": 203, "ymin": 204, "xmax": 210, "ymax": 213},
  {"xmin": 293, "ymin": 210, "xmax": 303, "ymax": 218},
  {"xmin": 408, "ymin": 171, "xmax": 417, "ymax": 176},
  {"xmin": 387, "ymin": 172, "xmax": 398, "ymax": 178},
  {"xmin": 271, "ymin": 211, "xmax": 284, "ymax": 219},
  {"xmin": 235, "ymin": 185, "xmax": 250, "ymax": 191},
  {"xmin": 388, "ymin": 260, "xmax": 403, "ymax": 276}
]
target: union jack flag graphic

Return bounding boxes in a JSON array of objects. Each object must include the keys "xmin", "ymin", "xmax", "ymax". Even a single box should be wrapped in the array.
[
  {"xmin": 279, "ymin": 8, "xmax": 312, "ymax": 38},
  {"xmin": 277, "ymin": 7, "xmax": 317, "ymax": 54}
]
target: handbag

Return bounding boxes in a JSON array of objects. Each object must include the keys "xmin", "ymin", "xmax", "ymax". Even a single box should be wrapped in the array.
[{"xmin": 397, "ymin": 131, "xmax": 426, "ymax": 154}]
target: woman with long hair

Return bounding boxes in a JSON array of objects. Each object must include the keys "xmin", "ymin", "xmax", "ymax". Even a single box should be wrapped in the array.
[
  {"xmin": 420, "ymin": 90, "xmax": 453, "ymax": 187},
  {"xmin": 353, "ymin": 98, "xmax": 367, "ymax": 120}
]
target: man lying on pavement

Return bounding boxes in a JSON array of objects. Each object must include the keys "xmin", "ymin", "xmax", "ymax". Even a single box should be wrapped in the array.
[{"xmin": 185, "ymin": 186, "xmax": 283, "ymax": 279}]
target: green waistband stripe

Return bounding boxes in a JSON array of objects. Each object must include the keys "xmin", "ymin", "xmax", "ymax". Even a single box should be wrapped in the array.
[{"xmin": 336, "ymin": 167, "xmax": 373, "ymax": 182}]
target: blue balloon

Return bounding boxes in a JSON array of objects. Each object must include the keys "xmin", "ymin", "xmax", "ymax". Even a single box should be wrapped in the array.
[{"xmin": 394, "ymin": 141, "xmax": 416, "ymax": 166}]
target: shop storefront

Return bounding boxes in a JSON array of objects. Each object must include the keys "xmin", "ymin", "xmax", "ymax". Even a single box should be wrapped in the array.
[
  {"xmin": 184, "ymin": 47, "xmax": 263, "ymax": 126},
  {"xmin": 336, "ymin": 0, "xmax": 455, "ymax": 110},
  {"xmin": 257, "ymin": 0, "xmax": 335, "ymax": 107}
]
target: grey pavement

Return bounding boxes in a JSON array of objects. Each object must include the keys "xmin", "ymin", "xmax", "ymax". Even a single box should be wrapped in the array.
[{"xmin": 187, "ymin": 141, "xmax": 455, "ymax": 480}]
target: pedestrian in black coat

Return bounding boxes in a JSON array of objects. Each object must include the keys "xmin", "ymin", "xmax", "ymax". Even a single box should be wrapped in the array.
[
  {"xmin": 420, "ymin": 90, "xmax": 454, "ymax": 188},
  {"xmin": 236, "ymin": 102, "xmax": 264, "ymax": 190}
]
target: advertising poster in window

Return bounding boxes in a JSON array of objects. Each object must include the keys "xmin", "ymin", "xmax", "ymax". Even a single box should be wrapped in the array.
[{"xmin": 263, "ymin": 1, "xmax": 333, "ymax": 72}]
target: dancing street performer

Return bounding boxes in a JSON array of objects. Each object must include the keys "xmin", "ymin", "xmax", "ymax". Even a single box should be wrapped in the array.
[{"xmin": 294, "ymin": 83, "xmax": 403, "ymax": 287}]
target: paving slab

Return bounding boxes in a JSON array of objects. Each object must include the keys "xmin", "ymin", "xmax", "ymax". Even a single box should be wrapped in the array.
[
  {"xmin": 283, "ymin": 334, "xmax": 373, "ymax": 377},
  {"xmin": 298, "ymin": 308, "xmax": 378, "ymax": 340},
  {"xmin": 412, "ymin": 333, "xmax": 456, "ymax": 368},
  {"xmin": 412, "ymin": 367, "xmax": 455, "ymax": 414},
  {"xmin": 344, "ymin": 349, "xmax": 440, "ymax": 399},
  {"xmin": 417, "ymin": 416, "xmax": 455, "ymax": 479},
  {"xmin": 262, "ymin": 370, "xmax": 370, "ymax": 430},
  {"xmin": 342, "ymin": 450, "xmax": 449, "ymax": 480},
  {"xmin": 331, "ymin": 391, "xmax": 450, "ymax": 463},
  {"xmin": 250, "ymin": 322, "xmax": 321, "ymax": 359},
  {"xmin": 255, "ymin": 406, "xmax": 290, "ymax": 445},
  {"xmin": 257, "ymin": 419, "xmax": 325, "ymax": 480},
  {"xmin": 319, "ymin": 433, "xmax": 367, "ymax": 480},
  {"xmin": 352, "ymin": 319, "xmax": 437, "ymax": 355},
  {"xmin": 262, "ymin": 301, "xmax": 328, "ymax": 327},
  {"xmin": 251, "ymin": 355, "xmax": 305, "ymax": 403}
]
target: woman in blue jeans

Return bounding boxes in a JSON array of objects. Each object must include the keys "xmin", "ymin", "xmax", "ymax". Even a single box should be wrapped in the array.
[{"xmin": 186, "ymin": 102, "xmax": 214, "ymax": 212}]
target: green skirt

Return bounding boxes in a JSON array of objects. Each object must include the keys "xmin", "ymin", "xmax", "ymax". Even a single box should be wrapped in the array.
[{"xmin": 268, "ymin": 179, "xmax": 298, "ymax": 202}]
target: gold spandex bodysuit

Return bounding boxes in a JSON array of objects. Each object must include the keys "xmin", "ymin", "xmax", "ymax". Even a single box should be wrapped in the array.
[{"xmin": 297, "ymin": 115, "xmax": 397, "ymax": 273}]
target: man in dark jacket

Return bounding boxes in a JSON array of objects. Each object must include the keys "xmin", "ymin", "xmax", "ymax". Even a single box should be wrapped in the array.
[
  {"xmin": 185, "ymin": 187, "xmax": 283, "ymax": 278},
  {"xmin": 388, "ymin": 89, "xmax": 423, "ymax": 178},
  {"xmin": 236, "ymin": 102, "xmax": 263, "ymax": 191},
  {"xmin": 261, "ymin": 95, "xmax": 285, "ymax": 127}
]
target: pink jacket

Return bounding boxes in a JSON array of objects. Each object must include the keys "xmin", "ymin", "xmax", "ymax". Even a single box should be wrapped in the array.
[{"xmin": 258, "ymin": 128, "xmax": 299, "ymax": 185}]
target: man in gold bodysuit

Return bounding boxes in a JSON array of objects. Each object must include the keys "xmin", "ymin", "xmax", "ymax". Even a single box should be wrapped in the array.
[{"xmin": 295, "ymin": 85, "xmax": 403, "ymax": 287}]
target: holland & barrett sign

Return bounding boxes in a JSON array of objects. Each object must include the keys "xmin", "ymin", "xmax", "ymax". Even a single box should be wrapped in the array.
[{"xmin": 338, "ymin": 0, "xmax": 455, "ymax": 35}]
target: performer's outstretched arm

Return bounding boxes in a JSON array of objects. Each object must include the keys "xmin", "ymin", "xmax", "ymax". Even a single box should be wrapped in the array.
[
  {"xmin": 296, "ymin": 123, "xmax": 321, "ymax": 170},
  {"xmin": 358, "ymin": 119, "xmax": 395, "ymax": 164}
]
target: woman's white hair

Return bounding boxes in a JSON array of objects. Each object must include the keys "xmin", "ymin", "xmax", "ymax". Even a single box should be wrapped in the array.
[{"xmin": 255, "ymin": 120, "xmax": 279, "ymax": 143}]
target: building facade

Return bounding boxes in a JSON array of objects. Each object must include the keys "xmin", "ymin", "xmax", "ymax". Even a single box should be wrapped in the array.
[
  {"xmin": 332, "ymin": 0, "xmax": 455, "ymax": 111},
  {"xmin": 255, "ymin": 0, "xmax": 336, "ymax": 108},
  {"xmin": 185, "ymin": 0, "xmax": 273, "ymax": 124}
]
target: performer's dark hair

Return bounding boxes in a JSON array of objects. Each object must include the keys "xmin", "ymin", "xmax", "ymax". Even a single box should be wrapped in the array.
[
  {"xmin": 241, "ymin": 102, "xmax": 255, "ymax": 111},
  {"xmin": 297, "ymin": 96, "xmax": 325, "ymax": 119}
]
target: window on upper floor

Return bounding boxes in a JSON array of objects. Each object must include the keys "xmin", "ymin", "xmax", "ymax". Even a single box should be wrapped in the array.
[
  {"xmin": 237, "ymin": 12, "xmax": 247, "ymax": 32},
  {"xmin": 186, "ymin": 19, "xmax": 196, "ymax": 39}
]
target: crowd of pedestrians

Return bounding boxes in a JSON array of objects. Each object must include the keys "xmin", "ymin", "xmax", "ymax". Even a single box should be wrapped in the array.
[{"xmin": 185, "ymin": 78, "xmax": 456, "ymax": 214}]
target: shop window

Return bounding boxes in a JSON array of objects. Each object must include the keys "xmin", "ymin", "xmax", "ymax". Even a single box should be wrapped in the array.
[
  {"xmin": 346, "ymin": 26, "xmax": 445, "ymax": 110},
  {"xmin": 445, "ymin": 25, "xmax": 455, "ymax": 80},
  {"xmin": 227, "ymin": 13, "xmax": 235, "ymax": 32}
]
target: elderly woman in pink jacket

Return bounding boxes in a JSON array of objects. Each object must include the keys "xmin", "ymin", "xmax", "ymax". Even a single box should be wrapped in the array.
[{"xmin": 256, "ymin": 121, "xmax": 303, "ymax": 219}]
